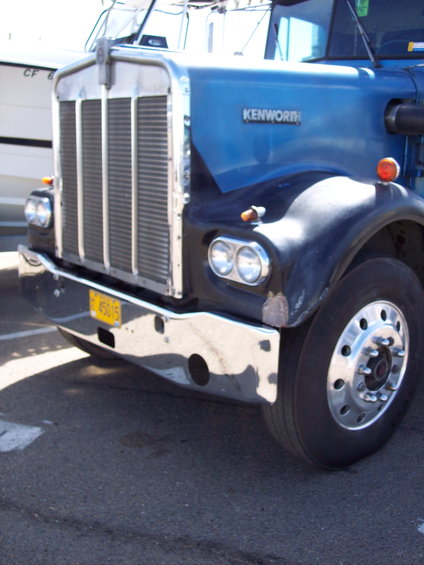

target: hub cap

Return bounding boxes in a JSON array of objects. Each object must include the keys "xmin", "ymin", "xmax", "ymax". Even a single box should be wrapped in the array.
[{"xmin": 327, "ymin": 301, "xmax": 409, "ymax": 430}]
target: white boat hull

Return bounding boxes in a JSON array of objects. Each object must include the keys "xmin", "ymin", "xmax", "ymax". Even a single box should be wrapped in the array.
[{"xmin": 0, "ymin": 46, "xmax": 84, "ymax": 232}]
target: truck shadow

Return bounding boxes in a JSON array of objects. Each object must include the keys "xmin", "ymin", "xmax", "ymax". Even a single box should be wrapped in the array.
[{"xmin": 2, "ymin": 352, "xmax": 424, "ymax": 564}]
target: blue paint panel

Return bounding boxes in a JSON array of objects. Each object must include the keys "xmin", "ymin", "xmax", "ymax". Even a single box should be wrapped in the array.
[{"xmin": 188, "ymin": 61, "xmax": 417, "ymax": 193}]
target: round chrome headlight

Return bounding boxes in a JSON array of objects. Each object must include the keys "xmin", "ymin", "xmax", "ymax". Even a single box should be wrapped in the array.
[
  {"xmin": 209, "ymin": 240, "xmax": 234, "ymax": 276},
  {"xmin": 236, "ymin": 245, "xmax": 262, "ymax": 284},
  {"xmin": 24, "ymin": 198, "xmax": 37, "ymax": 224},
  {"xmin": 36, "ymin": 200, "xmax": 51, "ymax": 227}
]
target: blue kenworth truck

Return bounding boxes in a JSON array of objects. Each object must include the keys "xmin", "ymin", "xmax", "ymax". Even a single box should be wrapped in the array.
[{"xmin": 19, "ymin": 0, "xmax": 424, "ymax": 468}]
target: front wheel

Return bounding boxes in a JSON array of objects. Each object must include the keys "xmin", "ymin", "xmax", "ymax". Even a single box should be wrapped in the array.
[{"xmin": 262, "ymin": 258, "xmax": 424, "ymax": 469}]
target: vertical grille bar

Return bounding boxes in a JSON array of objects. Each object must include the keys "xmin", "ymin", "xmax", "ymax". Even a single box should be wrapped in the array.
[
  {"xmin": 76, "ymin": 98, "xmax": 85, "ymax": 260},
  {"xmin": 131, "ymin": 93, "xmax": 139, "ymax": 276},
  {"xmin": 102, "ymin": 89, "xmax": 110, "ymax": 270}
]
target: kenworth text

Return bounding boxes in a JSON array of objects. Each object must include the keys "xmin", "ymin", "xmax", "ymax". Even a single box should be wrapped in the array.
[{"xmin": 19, "ymin": 0, "xmax": 424, "ymax": 468}]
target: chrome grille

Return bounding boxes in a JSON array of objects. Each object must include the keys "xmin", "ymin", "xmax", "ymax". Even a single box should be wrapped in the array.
[{"xmin": 58, "ymin": 92, "xmax": 173, "ymax": 295}]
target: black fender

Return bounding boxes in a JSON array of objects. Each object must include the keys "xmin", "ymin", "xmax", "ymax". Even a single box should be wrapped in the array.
[{"xmin": 255, "ymin": 175, "xmax": 424, "ymax": 327}]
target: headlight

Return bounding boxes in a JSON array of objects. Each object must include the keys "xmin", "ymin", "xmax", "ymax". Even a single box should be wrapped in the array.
[
  {"xmin": 24, "ymin": 198, "xmax": 37, "ymax": 224},
  {"xmin": 236, "ymin": 245, "xmax": 262, "ymax": 284},
  {"xmin": 24, "ymin": 195, "xmax": 53, "ymax": 228},
  {"xmin": 208, "ymin": 236, "xmax": 270, "ymax": 286},
  {"xmin": 209, "ymin": 240, "xmax": 234, "ymax": 276}
]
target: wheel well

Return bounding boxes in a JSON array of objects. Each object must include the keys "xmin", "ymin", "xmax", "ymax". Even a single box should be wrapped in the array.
[{"xmin": 349, "ymin": 220, "xmax": 424, "ymax": 287}]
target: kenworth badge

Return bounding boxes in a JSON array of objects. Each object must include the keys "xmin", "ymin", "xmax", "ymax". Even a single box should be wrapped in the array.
[{"xmin": 243, "ymin": 108, "xmax": 301, "ymax": 125}]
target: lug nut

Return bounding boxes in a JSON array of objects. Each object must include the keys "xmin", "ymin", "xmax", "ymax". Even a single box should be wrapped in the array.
[
  {"xmin": 385, "ymin": 382, "xmax": 398, "ymax": 391},
  {"xmin": 392, "ymin": 348, "xmax": 405, "ymax": 358},
  {"xmin": 374, "ymin": 336, "xmax": 390, "ymax": 347},
  {"xmin": 377, "ymin": 393, "xmax": 389, "ymax": 402},
  {"xmin": 364, "ymin": 347, "xmax": 379, "ymax": 358},
  {"xmin": 358, "ymin": 365, "xmax": 372, "ymax": 376},
  {"xmin": 363, "ymin": 393, "xmax": 378, "ymax": 403}
]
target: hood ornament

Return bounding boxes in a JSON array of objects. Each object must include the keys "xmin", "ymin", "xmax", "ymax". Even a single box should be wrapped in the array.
[{"xmin": 96, "ymin": 37, "xmax": 115, "ymax": 89}]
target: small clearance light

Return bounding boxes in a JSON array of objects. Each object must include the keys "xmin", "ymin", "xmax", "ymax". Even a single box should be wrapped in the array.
[
  {"xmin": 42, "ymin": 176, "xmax": 54, "ymax": 186},
  {"xmin": 377, "ymin": 158, "xmax": 400, "ymax": 183},
  {"xmin": 240, "ymin": 205, "xmax": 266, "ymax": 223}
]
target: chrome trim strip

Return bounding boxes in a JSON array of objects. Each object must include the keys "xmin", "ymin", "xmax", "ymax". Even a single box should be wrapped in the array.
[
  {"xmin": 75, "ymin": 95, "xmax": 85, "ymax": 261},
  {"xmin": 169, "ymin": 64, "xmax": 189, "ymax": 299},
  {"xmin": 101, "ymin": 85, "xmax": 110, "ymax": 270},
  {"xmin": 52, "ymin": 90, "xmax": 63, "ymax": 257},
  {"xmin": 52, "ymin": 53, "xmax": 96, "ymax": 89},
  {"xmin": 131, "ymin": 89, "xmax": 138, "ymax": 276},
  {"xmin": 169, "ymin": 62, "xmax": 190, "ymax": 298}
]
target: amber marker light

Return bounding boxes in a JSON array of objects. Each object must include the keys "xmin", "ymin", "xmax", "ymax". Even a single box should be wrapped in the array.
[
  {"xmin": 42, "ymin": 176, "xmax": 54, "ymax": 186},
  {"xmin": 241, "ymin": 208, "xmax": 258, "ymax": 222},
  {"xmin": 377, "ymin": 158, "xmax": 400, "ymax": 183},
  {"xmin": 240, "ymin": 205, "xmax": 266, "ymax": 223}
]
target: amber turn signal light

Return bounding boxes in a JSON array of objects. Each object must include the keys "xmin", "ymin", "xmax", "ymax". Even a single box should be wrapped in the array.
[
  {"xmin": 240, "ymin": 205, "xmax": 266, "ymax": 223},
  {"xmin": 241, "ymin": 208, "xmax": 259, "ymax": 222},
  {"xmin": 377, "ymin": 158, "xmax": 400, "ymax": 183},
  {"xmin": 42, "ymin": 176, "xmax": 54, "ymax": 186}
]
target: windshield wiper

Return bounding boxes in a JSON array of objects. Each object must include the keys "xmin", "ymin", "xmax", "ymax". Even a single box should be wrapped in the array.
[
  {"xmin": 345, "ymin": 0, "xmax": 380, "ymax": 68},
  {"xmin": 134, "ymin": 0, "xmax": 159, "ymax": 45},
  {"xmin": 273, "ymin": 22, "xmax": 284, "ymax": 60}
]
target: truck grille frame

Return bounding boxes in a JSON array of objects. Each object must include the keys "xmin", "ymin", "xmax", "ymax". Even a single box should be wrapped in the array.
[{"xmin": 53, "ymin": 53, "xmax": 190, "ymax": 298}]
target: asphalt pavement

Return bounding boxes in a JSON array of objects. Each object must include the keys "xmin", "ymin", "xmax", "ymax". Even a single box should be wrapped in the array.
[{"xmin": 1, "ymin": 241, "xmax": 424, "ymax": 564}]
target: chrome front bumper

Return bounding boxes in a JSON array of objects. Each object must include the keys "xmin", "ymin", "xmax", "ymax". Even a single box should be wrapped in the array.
[{"xmin": 19, "ymin": 246, "xmax": 280, "ymax": 404}]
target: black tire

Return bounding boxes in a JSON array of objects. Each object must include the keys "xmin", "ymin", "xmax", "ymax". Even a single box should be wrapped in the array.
[
  {"xmin": 58, "ymin": 328, "xmax": 118, "ymax": 360},
  {"xmin": 262, "ymin": 257, "xmax": 424, "ymax": 469}
]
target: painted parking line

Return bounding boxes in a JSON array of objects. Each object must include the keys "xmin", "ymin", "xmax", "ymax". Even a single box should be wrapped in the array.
[
  {"xmin": 2, "ymin": 346, "xmax": 88, "ymax": 393},
  {"xmin": 0, "ymin": 420, "xmax": 44, "ymax": 452},
  {"xmin": 0, "ymin": 327, "xmax": 57, "ymax": 342}
]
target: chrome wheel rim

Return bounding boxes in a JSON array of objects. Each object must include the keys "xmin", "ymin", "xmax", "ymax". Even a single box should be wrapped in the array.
[{"xmin": 327, "ymin": 301, "xmax": 409, "ymax": 430}]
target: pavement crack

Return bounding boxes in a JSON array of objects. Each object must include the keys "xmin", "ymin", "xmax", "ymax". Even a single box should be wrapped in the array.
[{"xmin": 0, "ymin": 497, "xmax": 288, "ymax": 564}]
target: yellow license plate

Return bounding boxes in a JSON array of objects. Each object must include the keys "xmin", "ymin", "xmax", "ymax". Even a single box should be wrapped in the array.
[{"xmin": 89, "ymin": 290, "xmax": 121, "ymax": 327}]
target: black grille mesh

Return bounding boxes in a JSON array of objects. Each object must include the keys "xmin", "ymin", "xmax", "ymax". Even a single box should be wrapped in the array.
[
  {"xmin": 108, "ymin": 98, "xmax": 132, "ymax": 273},
  {"xmin": 60, "ymin": 101, "xmax": 78, "ymax": 256},
  {"xmin": 82, "ymin": 99, "xmax": 103, "ymax": 263},
  {"xmin": 137, "ymin": 97, "xmax": 169, "ymax": 282}
]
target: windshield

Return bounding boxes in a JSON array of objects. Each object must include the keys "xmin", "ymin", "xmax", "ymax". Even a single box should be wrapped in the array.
[
  {"xmin": 265, "ymin": 0, "xmax": 333, "ymax": 61},
  {"xmin": 87, "ymin": 0, "xmax": 272, "ymax": 58},
  {"xmin": 329, "ymin": 0, "xmax": 424, "ymax": 60},
  {"xmin": 87, "ymin": 0, "xmax": 424, "ymax": 62}
]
